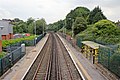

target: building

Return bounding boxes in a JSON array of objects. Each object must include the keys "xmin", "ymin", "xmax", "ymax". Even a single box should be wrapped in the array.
[
  {"xmin": 0, "ymin": 33, "xmax": 2, "ymax": 52},
  {"xmin": 0, "ymin": 27, "xmax": 3, "ymax": 52},
  {"xmin": 0, "ymin": 20, "xmax": 13, "ymax": 40}
]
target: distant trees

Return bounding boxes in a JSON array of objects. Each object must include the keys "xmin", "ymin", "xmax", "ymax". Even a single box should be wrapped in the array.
[
  {"xmin": 87, "ymin": 6, "xmax": 107, "ymax": 24},
  {"xmin": 47, "ymin": 20, "xmax": 64, "ymax": 31},
  {"xmin": 13, "ymin": 17, "xmax": 47, "ymax": 35}
]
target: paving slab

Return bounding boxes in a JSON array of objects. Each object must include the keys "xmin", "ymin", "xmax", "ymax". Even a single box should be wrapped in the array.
[
  {"xmin": 58, "ymin": 34, "xmax": 108, "ymax": 80},
  {"xmin": 0, "ymin": 34, "xmax": 49, "ymax": 80}
]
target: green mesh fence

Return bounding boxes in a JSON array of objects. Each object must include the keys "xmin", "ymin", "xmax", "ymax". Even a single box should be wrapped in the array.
[
  {"xmin": 98, "ymin": 45, "xmax": 120, "ymax": 77},
  {"xmin": 76, "ymin": 37, "xmax": 83, "ymax": 48}
]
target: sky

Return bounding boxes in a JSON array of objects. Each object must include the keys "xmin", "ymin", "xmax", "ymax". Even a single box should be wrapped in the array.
[{"xmin": 0, "ymin": 0, "xmax": 119, "ymax": 24}]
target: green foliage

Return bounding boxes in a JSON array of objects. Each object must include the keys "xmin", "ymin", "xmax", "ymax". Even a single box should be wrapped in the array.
[
  {"xmin": 0, "ymin": 51, "xmax": 7, "ymax": 58},
  {"xmin": 36, "ymin": 18, "xmax": 46, "ymax": 34},
  {"xmin": 74, "ymin": 17, "xmax": 87, "ymax": 35},
  {"xmin": 13, "ymin": 17, "xmax": 47, "ymax": 35},
  {"xmin": 2, "ymin": 36, "xmax": 36, "ymax": 48},
  {"xmin": 77, "ymin": 20, "xmax": 120, "ymax": 44},
  {"xmin": 87, "ymin": 6, "xmax": 106, "ymax": 24},
  {"xmin": 48, "ymin": 20, "xmax": 64, "ymax": 31},
  {"xmin": 66, "ymin": 7, "xmax": 90, "ymax": 29}
]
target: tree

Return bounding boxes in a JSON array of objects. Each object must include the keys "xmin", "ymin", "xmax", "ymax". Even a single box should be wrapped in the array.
[
  {"xmin": 27, "ymin": 17, "xmax": 34, "ymax": 25},
  {"xmin": 35, "ymin": 18, "xmax": 47, "ymax": 35},
  {"xmin": 13, "ymin": 17, "xmax": 47, "ymax": 35},
  {"xmin": 87, "ymin": 6, "xmax": 107, "ymax": 24},
  {"xmin": 66, "ymin": 7, "xmax": 90, "ymax": 29},
  {"xmin": 74, "ymin": 17, "xmax": 87, "ymax": 35}
]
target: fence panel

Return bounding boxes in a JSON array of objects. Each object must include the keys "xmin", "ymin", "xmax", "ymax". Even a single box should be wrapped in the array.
[
  {"xmin": 12, "ymin": 47, "xmax": 22, "ymax": 64},
  {"xmin": 1, "ymin": 54, "xmax": 12, "ymax": 74},
  {"xmin": 76, "ymin": 37, "xmax": 83, "ymax": 48},
  {"xmin": 36, "ymin": 35, "xmax": 43, "ymax": 44},
  {"xmin": 2, "ymin": 42, "xmax": 21, "ymax": 53},
  {"xmin": 0, "ymin": 46, "xmax": 24, "ymax": 76},
  {"xmin": 98, "ymin": 45, "xmax": 120, "ymax": 77},
  {"xmin": 0, "ymin": 59, "xmax": 2, "ymax": 75},
  {"xmin": 23, "ymin": 40, "xmax": 35, "ymax": 46}
]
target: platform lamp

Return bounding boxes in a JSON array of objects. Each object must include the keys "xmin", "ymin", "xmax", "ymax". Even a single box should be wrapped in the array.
[
  {"xmin": 67, "ymin": 18, "xmax": 74, "ymax": 38},
  {"xmin": 34, "ymin": 18, "xmax": 39, "ymax": 47}
]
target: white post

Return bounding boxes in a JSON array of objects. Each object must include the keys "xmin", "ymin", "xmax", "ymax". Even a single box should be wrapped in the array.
[{"xmin": 21, "ymin": 44, "xmax": 25, "ymax": 54}]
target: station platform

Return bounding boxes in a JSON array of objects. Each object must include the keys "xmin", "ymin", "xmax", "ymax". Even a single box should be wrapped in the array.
[
  {"xmin": 57, "ymin": 34, "xmax": 108, "ymax": 80},
  {"xmin": 0, "ymin": 34, "xmax": 49, "ymax": 80}
]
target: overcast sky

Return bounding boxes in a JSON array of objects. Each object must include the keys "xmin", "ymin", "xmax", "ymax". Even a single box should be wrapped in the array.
[{"xmin": 0, "ymin": 0, "xmax": 119, "ymax": 24}]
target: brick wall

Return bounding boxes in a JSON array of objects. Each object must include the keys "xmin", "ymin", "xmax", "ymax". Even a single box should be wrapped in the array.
[
  {"xmin": 2, "ymin": 35, "xmax": 6, "ymax": 40},
  {"xmin": 9, "ymin": 33, "xmax": 13, "ymax": 39},
  {"xmin": 2, "ymin": 35, "xmax": 10, "ymax": 40}
]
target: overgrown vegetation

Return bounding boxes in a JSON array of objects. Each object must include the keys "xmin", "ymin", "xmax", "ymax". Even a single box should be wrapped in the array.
[
  {"xmin": 77, "ymin": 20, "xmax": 120, "ymax": 44},
  {"xmin": 2, "ymin": 36, "xmax": 36, "ymax": 48}
]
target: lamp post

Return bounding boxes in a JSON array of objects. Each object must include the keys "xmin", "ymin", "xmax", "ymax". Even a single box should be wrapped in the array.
[
  {"xmin": 67, "ymin": 18, "xmax": 74, "ymax": 38},
  {"xmin": 34, "ymin": 21, "xmax": 37, "ymax": 47},
  {"xmin": 34, "ymin": 21, "xmax": 36, "ymax": 37},
  {"xmin": 64, "ymin": 19, "xmax": 66, "ymax": 38},
  {"xmin": 72, "ymin": 19, "xmax": 74, "ymax": 39},
  {"xmin": 43, "ymin": 22, "xmax": 44, "ymax": 35}
]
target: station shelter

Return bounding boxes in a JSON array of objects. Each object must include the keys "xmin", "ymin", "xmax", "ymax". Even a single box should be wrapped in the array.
[{"xmin": 81, "ymin": 41, "xmax": 105, "ymax": 64}]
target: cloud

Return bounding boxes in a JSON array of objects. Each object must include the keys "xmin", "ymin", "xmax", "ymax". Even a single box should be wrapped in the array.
[
  {"xmin": 0, "ymin": 0, "xmax": 119, "ymax": 23},
  {"xmin": 0, "ymin": 8, "xmax": 12, "ymax": 19}
]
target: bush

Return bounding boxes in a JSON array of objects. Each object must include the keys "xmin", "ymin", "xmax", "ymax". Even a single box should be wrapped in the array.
[
  {"xmin": 2, "ymin": 36, "xmax": 36, "ymax": 48},
  {"xmin": 0, "ymin": 52, "xmax": 7, "ymax": 58},
  {"xmin": 76, "ymin": 20, "xmax": 120, "ymax": 44}
]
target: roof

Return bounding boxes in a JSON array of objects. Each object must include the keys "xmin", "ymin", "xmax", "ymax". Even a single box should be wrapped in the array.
[{"xmin": 82, "ymin": 41, "xmax": 105, "ymax": 49}]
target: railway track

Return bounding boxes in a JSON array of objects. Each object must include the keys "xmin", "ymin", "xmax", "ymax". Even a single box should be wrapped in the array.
[{"xmin": 23, "ymin": 32, "xmax": 82, "ymax": 80}]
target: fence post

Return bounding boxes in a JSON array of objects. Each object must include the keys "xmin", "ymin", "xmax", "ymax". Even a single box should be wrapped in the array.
[
  {"xmin": 1, "ymin": 59, "xmax": 3, "ymax": 75},
  {"xmin": 108, "ymin": 48, "xmax": 111, "ymax": 69},
  {"xmin": 98, "ymin": 46, "xmax": 100, "ymax": 63},
  {"xmin": 11, "ymin": 52, "xmax": 14, "ymax": 64},
  {"xmin": 21, "ymin": 44, "xmax": 25, "ymax": 56}
]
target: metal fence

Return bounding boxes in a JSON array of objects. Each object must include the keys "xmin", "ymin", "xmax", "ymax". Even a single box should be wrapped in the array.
[
  {"xmin": 76, "ymin": 37, "xmax": 83, "ymax": 48},
  {"xmin": 2, "ymin": 42, "xmax": 21, "ymax": 53},
  {"xmin": 3, "ymin": 33, "xmax": 46, "ymax": 52},
  {"xmin": 36, "ymin": 34, "xmax": 45, "ymax": 44},
  {"xmin": 23, "ymin": 40, "xmax": 35, "ymax": 46},
  {"xmin": 98, "ymin": 45, "xmax": 120, "ymax": 77},
  {"xmin": 0, "ymin": 47, "xmax": 25, "ymax": 76}
]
